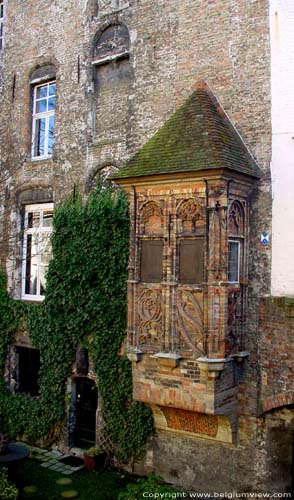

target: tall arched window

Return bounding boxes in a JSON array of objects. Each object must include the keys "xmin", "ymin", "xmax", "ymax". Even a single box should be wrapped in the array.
[
  {"xmin": 30, "ymin": 65, "xmax": 56, "ymax": 159},
  {"xmin": 92, "ymin": 25, "xmax": 131, "ymax": 142}
]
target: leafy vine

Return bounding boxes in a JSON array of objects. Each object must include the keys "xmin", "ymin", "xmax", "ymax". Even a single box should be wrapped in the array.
[{"xmin": 0, "ymin": 184, "xmax": 154, "ymax": 461}]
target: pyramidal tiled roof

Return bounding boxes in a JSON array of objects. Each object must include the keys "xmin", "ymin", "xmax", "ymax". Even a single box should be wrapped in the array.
[{"xmin": 113, "ymin": 81, "xmax": 262, "ymax": 180}]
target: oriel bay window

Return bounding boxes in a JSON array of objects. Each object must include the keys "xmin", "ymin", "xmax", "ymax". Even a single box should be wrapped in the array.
[
  {"xmin": 22, "ymin": 203, "xmax": 53, "ymax": 300},
  {"xmin": 32, "ymin": 81, "xmax": 56, "ymax": 158}
]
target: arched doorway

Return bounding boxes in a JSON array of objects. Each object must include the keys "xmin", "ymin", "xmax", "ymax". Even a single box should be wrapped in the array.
[
  {"xmin": 72, "ymin": 377, "xmax": 98, "ymax": 448},
  {"xmin": 264, "ymin": 406, "xmax": 294, "ymax": 493}
]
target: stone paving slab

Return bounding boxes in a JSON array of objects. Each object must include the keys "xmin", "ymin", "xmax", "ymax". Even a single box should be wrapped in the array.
[
  {"xmin": 34, "ymin": 454, "xmax": 47, "ymax": 461},
  {"xmin": 19, "ymin": 443, "xmax": 84, "ymax": 475},
  {"xmin": 40, "ymin": 462, "xmax": 51, "ymax": 468}
]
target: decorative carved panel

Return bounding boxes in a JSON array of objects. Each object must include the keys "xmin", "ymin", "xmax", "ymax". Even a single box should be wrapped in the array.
[
  {"xmin": 176, "ymin": 290, "xmax": 204, "ymax": 354},
  {"xmin": 140, "ymin": 201, "xmax": 164, "ymax": 235},
  {"xmin": 138, "ymin": 287, "xmax": 163, "ymax": 347},
  {"xmin": 177, "ymin": 198, "xmax": 205, "ymax": 234},
  {"xmin": 229, "ymin": 201, "xmax": 244, "ymax": 236},
  {"xmin": 160, "ymin": 407, "xmax": 218, "ymax": 437},
  {"xmin": 226, "ymin": 290, "xmax": 242, "ymax": 356},
  {"xmin": 208, "ymin": 205, "xmax": 227, "ymax": 275}
]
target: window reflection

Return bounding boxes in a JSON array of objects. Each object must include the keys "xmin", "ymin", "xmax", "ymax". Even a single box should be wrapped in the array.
[
  {"xmin": 32, "ymin": 81, "xmax": 56, "ymax": 158},
  {"xmin": 22, "ymin": 204, "xmax": 54, "ymax": 300}
]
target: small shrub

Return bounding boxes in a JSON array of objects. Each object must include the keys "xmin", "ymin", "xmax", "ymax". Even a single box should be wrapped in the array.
[
  {"xmin": 117, "ymin": 474, "xmax": 179, "ymax": 500},
  {"xmin": 85, "ymin": 446, "xmax": 103, "ymax": 456},
  {"xmin": 0, "ymin": 468, "xmax": 18, "ymax": 500}
]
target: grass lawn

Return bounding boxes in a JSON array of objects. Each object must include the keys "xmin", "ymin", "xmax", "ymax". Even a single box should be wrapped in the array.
[{"xmin": 13, "ymin": 458, "xmax": 127, "ymax": 500}]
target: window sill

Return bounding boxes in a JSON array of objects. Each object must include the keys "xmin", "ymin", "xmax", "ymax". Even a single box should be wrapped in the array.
[
  {"xmin": 21, "ymin": 296, "xmax": 45, "ymax": 303},
  {"xmin": 91, "ymin": 51, "xmax": 129, "ymax": 67},
  {"xmin": 31, "ymin": 155, "xmax": 52, "ymax": 162}
]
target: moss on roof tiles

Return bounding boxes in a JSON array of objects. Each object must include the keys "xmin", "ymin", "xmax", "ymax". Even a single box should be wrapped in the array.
[{"xmin": 113, "ymin": 86, "xmax": 262, "ymax": 180}]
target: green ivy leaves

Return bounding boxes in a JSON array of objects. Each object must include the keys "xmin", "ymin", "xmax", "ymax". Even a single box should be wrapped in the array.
[{"xmin": 0, "ymin": 184, "xmax": 153, "ymax": 461}]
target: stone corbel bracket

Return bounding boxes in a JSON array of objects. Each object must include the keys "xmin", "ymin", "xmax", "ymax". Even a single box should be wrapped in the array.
[
  {"xmin": 229, "ymin": 351, "xmax": 250, "ymax": 363},
  {"xmin": 197, "ymin": 356, "xmax": 228, "ymax": 381},
  {"xmin": 126, "ymin": 348, "xmax": 143, "ymax": 363},
  {"xmin": 197, "ymin": 357, "xmax": 227, "ymax": 372},
  {"xmin": 154, "ymin": 352, "xmax": 182, "ymax": 369}
]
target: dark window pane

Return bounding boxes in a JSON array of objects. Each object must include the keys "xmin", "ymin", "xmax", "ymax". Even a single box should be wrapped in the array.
[
  {"xmin": 49, "ymin": 83, "xmax": 56, "ymax": 96},
  {"xmin": 179, "ymin": 239, "xmax": 203, "ymax": 284},
  {"xmin": 48, "ymin": 115, "xmax": 55, "ymax": 154},
  {"xmin": 25, "ymin": 234, "xmax": 38, "ymax": 295},
  {"xmin": 141, "ymin": 240, "xmax": 163, "ymax": 283},
  {"xmin": 48, "ymin": 97, "xmax": 55, "ymax": 111},
  {"xmin": 36, "ymin": 85, "xmax": 47, "ymax": 99},
  {"xmin": 16, "ymin": 347, "xmax": 40, "ymax": 396},
  {"xmin": 36, "ymin": 99, "xmax": 47, "ymax": 113},
  {"xmin": 34, "ymin": 117, "xmax": 46, "ymax": 156},
  {"xmin": 228, "ymin": 241, "xmax": 240, "ymax": 282}
]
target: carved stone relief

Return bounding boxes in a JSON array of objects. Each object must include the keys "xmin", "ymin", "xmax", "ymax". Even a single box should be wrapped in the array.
[
  {"xmin": 137, "ymin": 287, "xmax": 162, "ymax": 347},
  {"xmin": 140, "ymin": 200, "xmax": 163, "ymax": 234},
  {"xmin": 208, "ymin": 204, "xmax": 227, "ymax": 275},
  {"xmin": 226, "ymin": 290, "xmax": 242, "ymax": 356},
  {"xmin": 176, "ymin": 290, "xmax": 204, "ymax": 354},
  {"xmin": 229, "ymin": 201, "xmax": 244, "ymax": 236},
  {"xmin": 177, "ymin": 198, "xmax": 205, "ymax": 234}
]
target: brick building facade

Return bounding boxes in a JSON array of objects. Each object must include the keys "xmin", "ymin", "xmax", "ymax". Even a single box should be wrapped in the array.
[{"xmin": 0, "ymin": 0, "xmax": 293, "ymax": 493}]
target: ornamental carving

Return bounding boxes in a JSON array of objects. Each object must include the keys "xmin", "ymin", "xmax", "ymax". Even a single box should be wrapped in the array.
[
  {"xmin": 225, "ymin": 290, "xmax": 242, "ymax": 356},
  {"xmin": 229, "ymin": 201, "xmax": 244, "ymax": 236},
  {"xmin": 137, "ymin": 288, "xmax": 162, "ymax": 346},
  {"xmin": 177, "ymin": 198, "xmax": 204, "ymax": 234},
  {"xmin": 140, "ymin": 201, "xmax": 163, "ymax": 234},
  {"xmin": 176, "ymin": 290, "xmax": 204, "ymax": 354},
  {"xmin": 208, "ymin": 205, "xmax": 227, "ymax": 273},
  {"xmin": 160, "ymin": 407, "xmax": 218, "ymax": 437}
]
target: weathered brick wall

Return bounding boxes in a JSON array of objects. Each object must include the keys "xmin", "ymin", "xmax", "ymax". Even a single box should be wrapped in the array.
[
  {"xmin": 270, "ymin": 0, "xmax": 294, "ymax": 296},
  {"xmin": 138, "ymin": 417, "xmax": 263, "ymax": 492},
  {"xmin": 0, "ymin": 0, "xmax": 275, "ymax": 491},
  {"xmin": 259, "ymin": 297, "xmax": 294, "ymax": 412}
]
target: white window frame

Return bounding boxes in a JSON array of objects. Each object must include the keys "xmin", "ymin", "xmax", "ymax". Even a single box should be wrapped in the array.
[
  {"xmin": 228, "ymin": 240, "xmax": 241, "ymax": 283},
  {"xmin": 31, "ymin": 81, "xmax": 56, "ymax": 159},
  {"xmin": 21, "ymin": 203, "xmax": 54, "ymax": 301},
  {"xmin": 0, "ymin": 1, "xmax": 4, "ymax": 51}
]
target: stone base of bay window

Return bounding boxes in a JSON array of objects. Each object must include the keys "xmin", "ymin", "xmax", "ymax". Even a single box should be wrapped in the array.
[
  {"xmin": 151, "ymin": 405, "xmax": 234, "ymax": 444},
  {"xmin": 130, "ymin": 415, "xmax": 264, "ymax": 493},
  {"xmin": 131, "ymin": 353, "xmax": 240, "ymax": 416}
]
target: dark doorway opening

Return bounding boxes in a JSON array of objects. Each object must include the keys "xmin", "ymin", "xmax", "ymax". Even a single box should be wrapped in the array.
[{"xmin": 73, "ymin": 378, "xmax": 98, "ymax": 448}]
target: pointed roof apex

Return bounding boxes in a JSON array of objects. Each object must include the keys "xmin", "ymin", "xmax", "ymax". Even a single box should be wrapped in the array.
[{"xmin": 113, "ymin": 81, "xmax": 262, "ymax": 180}]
